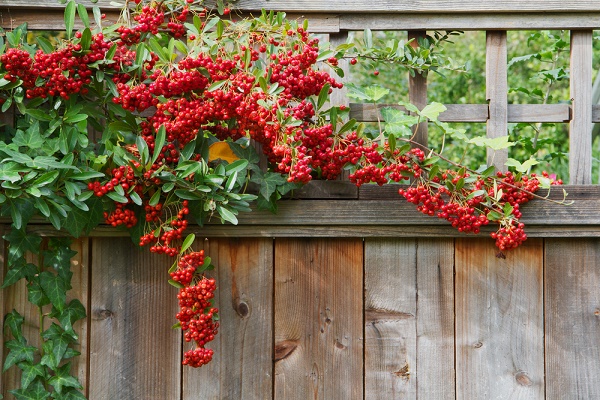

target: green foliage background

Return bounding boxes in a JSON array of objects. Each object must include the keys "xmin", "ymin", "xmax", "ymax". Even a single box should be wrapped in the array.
[{"xmin": 350, "ymin": 30, "xmax": 600, "ymax": 183}]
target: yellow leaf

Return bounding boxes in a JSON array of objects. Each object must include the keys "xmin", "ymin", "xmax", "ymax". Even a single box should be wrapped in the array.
[{"xmin": 208, "ymin": 142, "xmax": 240, "ymax": 163}]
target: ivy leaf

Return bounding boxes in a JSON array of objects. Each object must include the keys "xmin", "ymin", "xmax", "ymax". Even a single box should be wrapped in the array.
[
  {"xmin": 18, "ymin": 361, "xmax": 46, "ymax": 389},
  {"xmin": 52, "ymin": 388, "xmax": 87, "ymax": 400},
  {"xmin": 3, "ymin": 310, "xmax": 24, "ymax": 339},
  {"xmin": 3, "ymin": 338, "xmax": 37, "ymax": 372},
  {"xmin": 252, "ymin": 171, "xmax": 287, "ymax": 201},
  {"xmin": 27, "ymin": 277, "xmax": 51, "ymax": 307},
  {"xmin": 4, "ymin": 228, "xmax": 42, "ymax": 260},
  {"xmin": 39, "ymin": 271, "xmax": 68, "ymax": 312},
  {"xmin": 42, "ymin": 324, "xmax": 75, "ymax": 363},
  {"xmin": 12, "ymin": 128, "xmax": 45, "ymax": 149},
  {"xmin": 2, "ymin": 261, "xmax": 38, "ymax": 288},
  {"xmin": 9, "ymin": 379, "xmax": 51, "ymax": 400},
  {"xmin": 50, "ymin": 299, "xmax": 86, "ymax": 337},
  {"xmin": 61, "ymin": 196, "xmax": 103, "ymax": 237}
]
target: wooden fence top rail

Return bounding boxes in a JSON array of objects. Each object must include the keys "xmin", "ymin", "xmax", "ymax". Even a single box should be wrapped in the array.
[
  {"xmin": 3, "ymin": 6, "xmax": 600, "ymax": 31},
  {"xmin": 5, "ymin": 0, "xmax": 600, "ymax": 13}
]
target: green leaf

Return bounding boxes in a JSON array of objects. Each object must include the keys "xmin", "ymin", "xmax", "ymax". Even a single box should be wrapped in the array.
[
  {"xmin": 48, "ymin": 362, "xmax": 82, "ymax": 394},
  {"xmin": 3, "ymin": 338, "xmax": 36, "ymax": 372},
  {"xmin": 70, "ymin": 170, "xmax": 105, "ymax": 180},
  {"xmin": 32, "ymin": 170, "xmax": 59, "ymax": 187},
  {"xmin": 64, "ymin": 1, "xmax": 76, "ymax": 39},
  {"xmin": 2, "ymin": 262, "xmax": 38, "ymax": 288},
  {"xmin": 36, "ymin": 36, "xmax": 54, "ymax": 53},
  {"xmin": 317, "ymin": 83, "xmax": 330, "ymax": 110},
  {"xmin": 217, "ymin": 205, "xmax": 238, "ymax": 225},
  {"xmin": 168, "ymin": 279, "xmax": 184, "ymax": 289},
  {"xmin": 106, "ymin": 191, "xmax": 128, "ymax": 204},
  {"xmin": 39, "ymin": 271, "xmax": 68, "ymax": 312},
  {"xmin": 419, "ymin": 102, "xmax": 446, "ymax": 121},
  {"xmin": 27, "ymin": 156, "xmax": 78, "ymax": 171},
  {"xmin": 76, "ymin": 3, "xmax": 90, "ymax": 29},
  {"xmin": 207, "ymin": 80, "xmax": 227, "ymax": 92},
  {"xmin": 4, "ymin": 228, "xmax": 42, "ymax": 258},
  {"xmin": 224, "ymin": 159, "xmax": 248, "ymax": 175},
  {"xmin": 3, "ymin": 310, "xmax": 24, "ymax": 339},
  {"xmin": 148, "ymin": 190, "xmax": 161, "ymax": 207},
  {"xmin": 18, "ymin": 362, "xmax": 46, "ymax": 390},
  {"xmin": 136, "ymin": 135, "xmax": 150, "ymax": 166},
  {"xmin": 180, "ymin": 233, "xmax": 195, "ymax": 253},
  {"xmin": 52, "ymin": 299, "xmax": 86, "ymax": 337},
  {"xmin": 24, "ymin": 109, "xmax": 53, "ymax": 122},
  {"xmin": 252, "ymin": 171, "xmax": 287, "ymax": 201},
  {"xmin": 27, "ymin": 277, "xmax": 50, "ymax": 307},
  {"xmin": 9, "ymin": 379, "xmax": 51, "ymax": 400},
  {"xmin": 152, "ymin": 125, "xmax": 166, "ymax": 165},
  {"xmin": 61, "ymin": 196, "xmax": 103, "ymax": 237}
]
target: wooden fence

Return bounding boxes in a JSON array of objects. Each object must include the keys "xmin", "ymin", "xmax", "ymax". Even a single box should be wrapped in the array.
[{"xmin": 2, "ymin": 1, "xmax": 600, "ymax": 399}]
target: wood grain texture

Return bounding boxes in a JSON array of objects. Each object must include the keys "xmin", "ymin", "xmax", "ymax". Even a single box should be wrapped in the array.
[
  {"xmin": 339, "ymin": 13, "xmax": 600, "ymax": 30},
  {"xmin": 274, "ymin": 238, "xmax": 363, "ymax": 400},
  {"xmin": 415, "ymin": 239, "xmax": 455, "ymax": 399},
  {"xmin": 455, "ymin": 238, "xmax": 544, "ymax": 400},
  {"xmin": 486, "ymin": 31, "xmax": 508, "ymax": 171},
  {"xmin": 11, "ymin": 0, "xmax": 600, "ymax": 12},
  {"xmin": 545, "ymin": 238, "xmax": 600, "ymax": 399},
  {"xmin": 569, "ymin": 30, "xmax": 593, "ymax": 184},
  {"xmin": 365, "ymin": 238, "xmax": 417, "ymax": 398},
  {"xmin": 183, "ymin": 238, "xmax": 273, "ymax": 399},
  {"xmin": 88, "ymin": 238, "xmax": 181, "ymax": 400},
  {"xmin": 364, "ymin": 238, "xmax": 455, "ymax": 399},
  {"xmin": 350, "ymin": 103, "xmax": 569, "ymax": 123}
]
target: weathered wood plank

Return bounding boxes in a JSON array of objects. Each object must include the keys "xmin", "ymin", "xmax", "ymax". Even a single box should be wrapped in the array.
[
  {"xmin": 486, "ymin": 31, "xmax": 508, "ymax": 170},
  {"xmin": 415, "ymin": 239, "xmax": 455, "ymax": 399},
  {"xmin": 88, "ymin": 238, "xmax": 181, "ymax": 400},
  {"xmin": 183, "ymin": 238, "xmax": 273, "ymax": 399},
  {"xmin": 274, "ymin": 238, "xmax": 363, "ymax": 400},
  {"xmin": 339, "ymin": 13, "xmax": 600, "ymax": 31},
  {"xmin": 408, "ymin": 31, "xmax": 428, "ymax": 148},
  {"xmin": 364, "ymin": 238, "xmax": 455, "ymax": 399},
  {"xmin": 569, "ymin": 30, "xmax": 593, "ymax": 184},
  {"xmin": 10, "ymin": 0, "xmax": 600, "ymax": 12},
  {"xmin": 0, "ymin": 8, "xmax": 340, "ymax": 32},
  {"xmin": 455, "ymin": 238, "xmax": 544, "ymax": 400},
  {"xmin": 350, "ymin": 103, "xmax": 570, "ymax": 123},
  {"xmin": 545, "ymin": 238, "xmax": 600, "ymax": 399},
  {"xmin": 365, "ymin": 238, "xmax": 417, "ymax": 398}
]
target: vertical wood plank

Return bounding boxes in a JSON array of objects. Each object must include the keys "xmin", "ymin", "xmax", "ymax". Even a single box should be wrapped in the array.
[
  {"xmin": 365, "ymin": 238, "xmax": 417, "ymax": 399},
  {"xmin": 545, "ymin": 238, "xmax": 600, "ymax": 399},
  {"xmin": 183, "ymin": 238, "xmax": 273, "ymax": 399},
  {"xmin": 88, "ymin": 238, "xmax": 181, "ymax": 400},
  {"xmin": 455, "ymin": 238, "xmax": 544, "ymax": 400},
  {"xmin": 569, "ymin": 30, "xmax": 593, "ymax": 184},
  {"xmin": 1, "ymin": 236, "xmax": 5, "ymax": 396},
  {"xmin": 364, "ymin": 238, "xmax": 455, "ymax": 399},
  {"xmin": 328, "ymin": 32, "xmax": 349, "ymax": 109},
  {"xmin": 416, "ymin": 238, "xmax": 455, "ymax": 399},
  {"xmin": 274, "ymin": 238, "xmax": 363, "ymax": 400},
  {"xmin": 486, "ymin": 31, "xmax": 508, "ymax": 170},
  {"xmin": 408, "ymin": 31, "xmax": 428, "ymax": 148}
]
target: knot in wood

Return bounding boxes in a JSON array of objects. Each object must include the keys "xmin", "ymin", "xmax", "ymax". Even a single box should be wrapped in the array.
[
  {"xmin": 236, "ymin": 301, "xmax": 249, "ymax": 318},
  {"xmin": 95, "ymin": 309, "xmax": 113, "ymax": 320},
  {"xmin": 473, "ymin": 341, "xmax": 483, "ymax": 348},
  {"xmin": 515, "ymin": 371, "xmax": 532, "ymax": 386}
]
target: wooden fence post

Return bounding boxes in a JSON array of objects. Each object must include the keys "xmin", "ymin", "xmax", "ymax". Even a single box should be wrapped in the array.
[
  {"xmin": 486, "ymin": 31, "xmax": 508, "ymax": 171},
  {"xmin": 569, "ymin": 30, "xmax": 593, "ymax": 184},
  {"xmin": 408, "ymin": 31, "xmax": 428, "ymax": 148}
]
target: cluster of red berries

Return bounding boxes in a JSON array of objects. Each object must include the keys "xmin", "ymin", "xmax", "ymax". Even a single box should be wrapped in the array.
[
  {"xmin": 103, "ymin": 204, "xmax": 138, "ymax": 228},
  {"xmin": 176, "ymin": 276, "xmax": 219, "ymax": 367},
  {"xmin": 170, "ymin": 250, "xmax": 204, "ymax": 286},
  {"xmin": 139, "ymin": 201, "xmax": 189, "ymax": 256}
]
